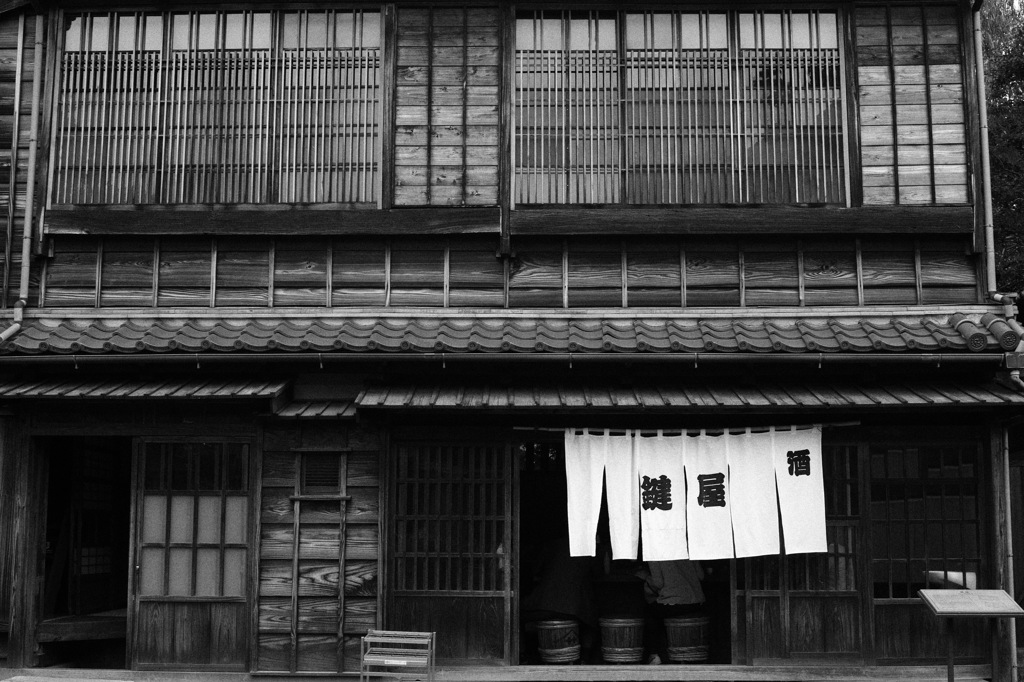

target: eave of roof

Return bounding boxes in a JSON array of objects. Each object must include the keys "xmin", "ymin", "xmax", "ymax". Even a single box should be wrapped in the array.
[
  {"xmin": 355, "ymin": 379, "xmax": 1024, "ymax": 411},
  {"xmin": 0, "ymin": 377, "xmax": 288, "ymax": 399},
  {"xmin": 0, "ymin": 310, "xmax": 1013, "ymax": 358}
]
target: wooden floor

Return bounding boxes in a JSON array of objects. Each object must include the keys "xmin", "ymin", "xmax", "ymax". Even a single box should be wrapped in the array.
[{"xmin": 0, "ymin": 664, "xmax": 994, "ymax": 682}]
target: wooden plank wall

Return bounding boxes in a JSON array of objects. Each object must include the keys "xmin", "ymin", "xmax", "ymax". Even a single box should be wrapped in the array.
[
  {"xmin": 42, "ymin": 235, "xmax": 981, "ymax": 309},
  {"xmin": 0, "ymin": 12, "xmax": 38, "ymax": 308},
  {"xmin": 393, "ymin": 7, "xmax": 501, "ymax": 207},
  {"xmin": 856, "ymin": 4, "xmax": 970, "ymax": 205},
  {"xmin": 257, "ymin": 424, "xmax": 380, "ymax": 674}
]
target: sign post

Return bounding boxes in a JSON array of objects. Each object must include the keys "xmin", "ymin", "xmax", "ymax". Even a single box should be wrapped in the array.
[{"xmin": 918, "ymin": 589, "xmax": 1023, "ymax": 682}]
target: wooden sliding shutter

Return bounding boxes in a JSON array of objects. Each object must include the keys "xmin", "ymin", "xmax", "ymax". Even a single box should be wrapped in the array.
[
  {"xmin": 132, "ymin": 441, "xmax": 250, "ymax": 670},
  {"xmin": 393, "ymin": 7, "xmax": 501, "ymax": 206},
  {"xmin": 389, "ymin": 442, "xmax": 512, "ymax": 664}
]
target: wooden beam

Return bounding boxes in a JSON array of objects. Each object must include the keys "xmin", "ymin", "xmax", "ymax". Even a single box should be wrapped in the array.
[
  {"xmin": 44, "ymin": 208, "xmax": 501, "ymax": 236},
  {"xmin": 0, "ymin": 0, "xmax": 32, "ymax": 16},
  {"xmin": 510, "ymin": 207, "xmax": 975, "ymax": 236},
  {"xmin": 426, "ymin": 663, "xmax": 993, "ymax": 682}
]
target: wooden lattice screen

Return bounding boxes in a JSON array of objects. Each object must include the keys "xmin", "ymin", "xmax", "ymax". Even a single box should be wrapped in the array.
[
  {"xmin": 390, "ymin": 442, "xmax": 511, "ymax": 663},
  {"xmin": 53, "ymin": 10, "xmax": 380, "ymax": 206},
  {"xmin": 741, "ymin": 443, "xmax": 861, "ymax": 659},
  {"xmin": 514, "ymin": 11, "xmax": 848, "ymax": 205}
]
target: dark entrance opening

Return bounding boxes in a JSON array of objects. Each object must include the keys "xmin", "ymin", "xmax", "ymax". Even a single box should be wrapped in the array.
[
  {"xmin": 40, "ymin": 436, "xmax": 132, "ymax": 668},
  {"xmin": 516, "ymin": 438, "xmax": 732, "ymax": 665}
]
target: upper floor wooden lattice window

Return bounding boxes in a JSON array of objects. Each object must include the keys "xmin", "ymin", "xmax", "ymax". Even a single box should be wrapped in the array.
[
  {"xmin": 514, "ymin": 10, "xmax": 850, "ymax": 206},
  {"xmin": 52, "ymin": 10, "xmax": 381, "ymax": 206}
]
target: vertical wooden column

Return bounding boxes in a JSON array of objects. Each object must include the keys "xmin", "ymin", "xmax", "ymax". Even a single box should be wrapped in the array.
[
  {"xmin": 990, "ymin": 425, "xmax": 1015, "ymax": 682},
  {"xmin": 7, "ymin": 419, "xmax": 42, "ymax": 667}
]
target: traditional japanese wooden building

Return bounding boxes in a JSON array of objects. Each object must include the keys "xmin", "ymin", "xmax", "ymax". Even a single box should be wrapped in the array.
[{"xmin": 0, "ymin": 0, "xmax": 1020, "ymax": 679}]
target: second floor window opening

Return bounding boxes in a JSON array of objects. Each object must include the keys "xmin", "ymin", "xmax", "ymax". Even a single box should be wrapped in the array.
[
  {"xmin": 53, "ymin": 10, "xmax": 381, "ymax": 206},
  {"xmin": 514, "ymin": 10, "xmax": 849, "ymax": 206}
]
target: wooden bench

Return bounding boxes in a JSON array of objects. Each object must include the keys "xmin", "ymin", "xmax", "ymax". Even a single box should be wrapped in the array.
[{"xmin": 360, "ymin": 630, "xmax": 435, "ymax": 682}]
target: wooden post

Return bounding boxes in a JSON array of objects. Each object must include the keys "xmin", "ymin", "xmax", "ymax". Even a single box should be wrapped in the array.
[
  {"xmin": 991, "ymin": 425, "xmax": 1015, "ymax": 682},
  {"xmin": 8, "ymin": 420, "xmax": 42, "ymax": 667}
]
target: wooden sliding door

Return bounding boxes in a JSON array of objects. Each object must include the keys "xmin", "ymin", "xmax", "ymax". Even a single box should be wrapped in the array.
[
  {"xmin": 741, "ymin": 443, "xmax": 865, "ymax": 661},
  {"xmin": 131, "ymin": 441, "xmax": 250, "ymax": 670},
  {"xmin": 389, "ymin": 442, "xmax": 512, "ymax": 664}
]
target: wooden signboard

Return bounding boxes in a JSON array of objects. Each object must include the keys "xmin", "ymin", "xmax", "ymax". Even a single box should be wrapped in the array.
[
  {"xmin": 919, "ymin": 589, "xmax": 1024, "ymax": 682},
  {"xmin": 919, "ymin": 589, "xmax": 1024, "ymax": 618}
]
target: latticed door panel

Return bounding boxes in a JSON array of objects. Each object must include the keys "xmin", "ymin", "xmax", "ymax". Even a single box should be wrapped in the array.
[
  {"xmin": 390, "ymin": 442, "xmax": 511, "ymax": 664},
  {"xmin": 742, "ymin": 444, "xmax": 863, "ymax": 661}
]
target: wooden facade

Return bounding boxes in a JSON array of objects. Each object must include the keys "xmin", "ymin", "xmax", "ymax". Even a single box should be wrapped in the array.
[{"xmin": 0, "ymin": 0, "xmax": 1019, "ymax": 680}]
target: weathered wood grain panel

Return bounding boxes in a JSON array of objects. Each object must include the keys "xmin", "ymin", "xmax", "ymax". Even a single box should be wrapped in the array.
[
  {"xmin": 344, "ymin": 560, "xmax": 378, "ymax": 597},
  {"xmin": 135, "ymin": 601, "xmax": 175, "ymax": 664},
  {"xmin": 508, "ymin": 238, "xmax": 563, "ymax": 307},
  {"xmin": 135, "ymin": 601, "xmax": 246, "ymax": 668},
  {"xmin": 298, "ymin": 500, "xmax": 344, "ymax": 525},
  {"xmin": 44, "ymin": 233, "xmax": 979, "ymax": 310},
  {"xmin": 390, "ymin": 596, "xmax": 503, "ymax": 662},
  {"xmin": 295, "ymin": 562, "xmax": 341, "ymax": 597},
  {"xmin": 348, "ymin": 450, "xmax": 380, "ymax": 487},
  {"xmin": 262, "ymin": 451, "xmax": 297, "ymax": 484},
  {"xmin": 259, "ymin": 560, "xmax": 295, "ymax": 598},
  {"xmin": 874, "ymin": 602, "xmax": 986, "ymax": 660},
  {"xmin": 746, "ymin": 597, "xmax": 784, "ymax": 660},
  {"xmin": 298, "ymin": 525, "xmax": 342, "ymax": 561},
  {"xmin": 296, "ymin": 634, "xmax": 338, "ymax": 672},
  {"xmin": 332, "ymin": 239, "xmax": 387, "ymax": 307},
  {"xmin": 802, "ymin": 250, "xmax": 858, "ymax": 289},
  {"xmin": 393, "ymin": 6, "xmax": 501, "ymax": 208},
  {"xmin": 789, "ymin": 596, "xmax": 860, "ymax": 654},
  {"xmin": 343, "ymin": 596, "xmax": 377, "ymax": 634},
  {"xmin": 258, "ymin": 596, "xmax": 293, "ymax": 633},
  {"xmin": 260, "ymin": 524, "xmax": 295, "ymax": 561},
  {"xmin": 210, "ymin": 602, "xmax": 248, "ymax": 666},
  {"xmin": 346, "ymin": 524, "xmax": 379, "ymax": 560},
  {"xmin": 44, "ymin": 241, "xmax": 99, "ymax": 288},
  {"xmin": 347, "ymin": 487, "xmax": 379, "ymax": 523},
  {"xmin": 257, "ymin": 634, "xmax": 292, "ymax": 672},
  {"xmin": 296, "ymin": 597, "xmax": 341, "ymax": 634},
  {"xmin": 274, "ymin": 242, "xmax": 329, "ymax": 307},
  {"xmin": 856, "ymin": 4, "xmax": 970, "ymax": 208},
  {"xmin": 257, "ymin": 428, "xmax": 380, "ymax": 674}
]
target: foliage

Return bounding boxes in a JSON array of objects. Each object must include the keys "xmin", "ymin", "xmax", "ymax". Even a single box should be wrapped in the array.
[{"xmin": 984, "ymin": 0, "xmax": 1024, "ymax": 293}]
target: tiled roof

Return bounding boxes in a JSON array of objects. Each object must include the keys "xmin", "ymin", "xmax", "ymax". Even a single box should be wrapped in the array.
[
  {"xmin": 0, "ymin": 312, "xmax": 1016, "ymax": 356},
  {"xmin": 356, "ymin": 380, "xmax": 1024, "ymax": 410},
  {"xmin": 275, "ymin": 400, "xmax": 357, "ymax": 419},
  {"xmin": 0, "ymin": 377, "xmax": 287, "ymax": 399}
]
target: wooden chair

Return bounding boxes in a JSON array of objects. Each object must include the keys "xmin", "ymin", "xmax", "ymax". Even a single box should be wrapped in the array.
[{"xmin": 360, "ymin": 630, "xmax": 435, "ymax": 682}]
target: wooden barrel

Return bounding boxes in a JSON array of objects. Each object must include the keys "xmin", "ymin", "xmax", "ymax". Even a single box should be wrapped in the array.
[
  {"xmin": 665, "ymin": 615, "xmax": 710, "ymax": 662},
  {"xmin": 536, "ymin": 619, "xmax": 580, "ymax": 664},
  {"xmin": 598, "ymin": 616, "xmax": 644, "ymax": 663}
]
